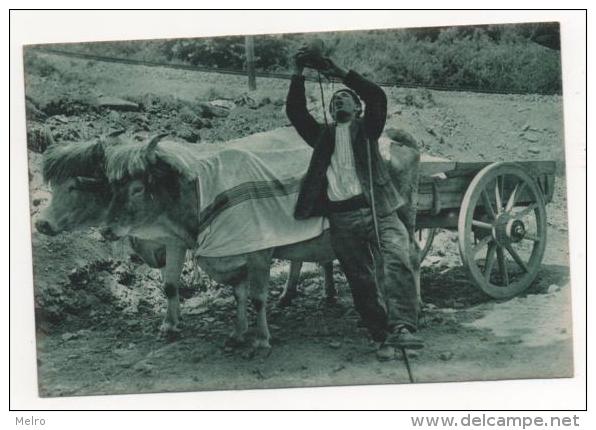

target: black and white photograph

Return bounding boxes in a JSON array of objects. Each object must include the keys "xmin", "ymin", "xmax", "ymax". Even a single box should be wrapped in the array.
[{"xmin": 10, "ymin": 9, "xmax": 587, "ymax": 411}]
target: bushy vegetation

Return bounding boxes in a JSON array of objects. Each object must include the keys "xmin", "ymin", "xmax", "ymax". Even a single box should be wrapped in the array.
[{"xmin": 31, "ymin": 22, "xmax": 561, "ymax": 94}]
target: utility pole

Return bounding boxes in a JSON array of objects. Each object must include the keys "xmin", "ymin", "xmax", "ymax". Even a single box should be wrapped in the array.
[{"xmin": 245, "ymin": 35, "xmax": 256, "ymax": 91}]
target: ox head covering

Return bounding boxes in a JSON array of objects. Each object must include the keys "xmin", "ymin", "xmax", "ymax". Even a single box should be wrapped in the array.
[{"xmin": 43, "ymin": 139, "xmax": 106, "ymax": 184}]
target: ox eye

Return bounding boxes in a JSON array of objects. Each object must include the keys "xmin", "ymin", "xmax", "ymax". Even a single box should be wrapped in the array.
[{"xmin": 129, "ymin": 183, "xmax": 145, "ymax": 197}]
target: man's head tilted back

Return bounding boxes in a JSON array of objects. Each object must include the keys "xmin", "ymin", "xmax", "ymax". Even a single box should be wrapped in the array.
[{"xmin": 329, "ymin": 89, "xmax": 362, "ymax": 124}]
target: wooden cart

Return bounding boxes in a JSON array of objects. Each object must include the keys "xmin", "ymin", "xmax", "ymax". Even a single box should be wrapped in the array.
[{"xmin": 414, "ymin": 159, "xmax": 557, "ymax": 299}]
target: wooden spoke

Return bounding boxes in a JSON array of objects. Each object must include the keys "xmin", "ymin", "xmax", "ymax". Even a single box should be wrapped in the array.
[
  {"xmin": 500, "ymin": 175, "xmax": 506, "ymax": 208},
  {"xmin": 483, "ymin": 242, "xmax": 497, "ymax": 282},
  {"xmin": 496, "ymin": 246, "xmax": 509, "ymax": 286},
  {"xmin": 472, "ymin": 220, "xmax": 493, "ymax": 230},
  {"xmin": 473, "ymin": 235, "xmax": 494, "ymax": 256},
  {"xmin": 523, "ymin": 233, "xmax": 541, "ymax": 242},
  {"xmin": 481, "ymin": 190, "xmax": 497, "ymax": 220},
  {"xmin": 512, "ymin": 203, "xmax": 539, "ymax": 220},
  {"xmin": 495, "ymin": 180, "xmax": 503, "ymax": 214},
  {"xmin": 504, "ymin": 243, "xmax": 529, "ymax": 273},
  {"xmin": 505, "ymin": 181, "xmax": 527, "ymax": 212}
]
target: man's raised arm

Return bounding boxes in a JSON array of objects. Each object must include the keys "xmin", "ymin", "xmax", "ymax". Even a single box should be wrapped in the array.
[{"xmin": 286, "ymin": 56, "xmax": 323, "ymax": 148}]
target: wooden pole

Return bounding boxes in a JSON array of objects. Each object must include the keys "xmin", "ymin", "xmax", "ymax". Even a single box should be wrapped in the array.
[{"xmin": 245, "ymin": 36, "xmax": 256, "ymax": 91}]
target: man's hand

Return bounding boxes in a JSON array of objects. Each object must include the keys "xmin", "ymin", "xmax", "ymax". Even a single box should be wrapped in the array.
[
  {"xmin": 318, "ymin": 58, "xmax": 348, "ymax": 80},
  {"xmin": 292, "ymin": 41, "xmax": 347, "ymax": 80}
]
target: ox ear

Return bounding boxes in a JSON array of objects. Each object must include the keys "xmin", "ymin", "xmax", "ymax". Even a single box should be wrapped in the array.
[
  {"xmin": 145, "ymin": 133, "xmax": 169, "ymax": 164},
  {"xmin": 105, "ymin": 129, "xmax": 127, "ymax": 145}
]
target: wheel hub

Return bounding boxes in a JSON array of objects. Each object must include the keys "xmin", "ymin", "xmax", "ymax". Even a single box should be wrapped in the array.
[
  {"xmin": 508, "ymin": 219, "xmax": 526, "ymax": 242},
  {"xmin": 493, "ymin": 214, "xmax": 526, "ymax": 246}
]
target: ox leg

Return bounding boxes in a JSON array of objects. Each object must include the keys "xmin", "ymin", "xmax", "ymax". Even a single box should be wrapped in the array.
[
  {"xmin": 278, "ymin": 261, "xmax": 302, "ymax": 307},
  {"xmin": 159, "ymin": 245, "xmax": 186, "ymax": 338},
  {"xmin": 322, "ymin": 261, "xmax": 338, "ymax": 303},
  {"xmin": 226, "ymin": 279, "xmax": 249, "ymax": 347},
  {"xmin": 248, "ymin": 251, "xmax": 272, "ymax": 349}
]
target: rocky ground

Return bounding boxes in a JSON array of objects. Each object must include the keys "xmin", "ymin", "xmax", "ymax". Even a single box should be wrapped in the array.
[{"xmin": 24, "ymin": 51, "xmax": 572, "ymax": 398}]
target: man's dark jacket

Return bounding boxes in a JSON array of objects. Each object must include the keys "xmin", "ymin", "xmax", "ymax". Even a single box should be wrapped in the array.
[{"xmin": 286, "ymin": 70, "xmax": 406, "ymax": 219}]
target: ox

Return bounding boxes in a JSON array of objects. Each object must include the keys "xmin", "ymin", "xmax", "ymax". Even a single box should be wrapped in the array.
[
  {"xmin": 101, "ymin": 130, "xmax": 420, "ymax": 350},
  {"xmin": 35, "ymin": 134, "xmax": 336, "ymax": 342}
]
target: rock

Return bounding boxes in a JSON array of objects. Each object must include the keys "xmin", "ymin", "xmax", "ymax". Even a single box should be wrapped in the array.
[
  {"xmin": 439, "ymin": 351, "xmax": 453, "ymax": 361},
  {"xmin": 25, "ymin": 99, "xmax": 47, "ymax": 120},
  {"xmin": 210, "ymin": 99, "xmax": 236, "ymax": 110},
  {"xmin": 405, "ymin": 350, "xmax": 419, "ymax": 359},
  {"xmin": 96, "ymin": 96, "xmax": 139, "ymax": 112},
  {"xmin": 426, "ymin": 255, "xmax": 442, "ymax": 265},
  {"xmin": 174, "ymin": 124, "xmax": 200, "ymax": 143},
  {"xmin": 113, "ymin": 348, "xmax": 128, "ymax": 356},
  {"xmin": 133, "ymin": 362, "xmax": 154, "ymax": 374},
  {"xmin": 198, "ymin": 102, "xmax": 230, "ymax": 118},
  {"xmin": 258, "ymin": 97, "xmax": 272, "ymax": 108},
  {"xmin": 528, "ymin": 147, "xmax": 541, "ymax": 154},
  {"xmin": 51, "ymin": 114, "xmax": 69, "ymax": 124},
  {"xmin": 329, "ymin": 341, "xmax": 342, "ymax": 349},
  {"xmin": 522, "ymin": 123, "xmax": 530, "ymax": 131},
  {"xmin": 331, "ymin": 364, "xmax": 346, "ymax": 373},
  {"xmin": 523, "ymin": 136, "xmax": 539, "ymax": 143},
  {"xmin": 61, "ymin": 332, "xmax": 78, "ymax": 341}
]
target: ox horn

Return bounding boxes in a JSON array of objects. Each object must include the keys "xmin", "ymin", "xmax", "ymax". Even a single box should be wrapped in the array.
[
  {"xmin": 108, "ymin": 129, "xmax": 126, "ymax": 138},
  {"xmin": 145, "ymin": 133, "xmax": 169, "ymax": 164},
  {"xmin": 97, "ymin": 129, "xmax": 126, "ymax": 146},
  {"xmin": 43, "ymin": 127, "xmax": 56, "ymax": 149}
]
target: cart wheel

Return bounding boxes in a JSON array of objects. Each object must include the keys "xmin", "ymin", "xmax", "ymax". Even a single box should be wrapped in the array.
[
  {"xmin": 458, "ymin": 162, "xmax": 547, "ymax": 298},
  {"xmin": 415, "ymin": 228, "xmax": 437, "ymax": 262}
]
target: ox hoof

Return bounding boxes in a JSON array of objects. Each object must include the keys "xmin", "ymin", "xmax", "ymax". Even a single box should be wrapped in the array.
[
  {"xmin": 159, "ymin": 322, "xmax": 181, "ymax": 341},
  {"xmin": 322, "ymin": 296, "xmax": 344, "ymax": 315},
  {"xmin": 278, "ymin": 291, "xmax": 297, "ymax": 307},
  {"xmin": 244, "ymin": 343, "xmax": 272, "ymax": 360},
  {"xmin": 252, "ymin": 337, "xmax": 271, "ymax": 350},
  {"xmin": 323, "ymin": 294, "xmax": 340, "ymax": 305},
  {"xmin": 225, "ymin": 333, "xmax": 248, "ymax": 348}
]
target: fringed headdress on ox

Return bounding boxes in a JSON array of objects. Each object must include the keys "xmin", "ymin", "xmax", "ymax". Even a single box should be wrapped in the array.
[
  {"xmin": 43, "ymin": 139, "xmax": 105, "ymax": 185},
  {"xmin": 105, "ymin": 134, "xmax": 215, "ymax": 182},
  {"xmin": 42, "ymin": 130, "xmax": 128, "ymax": 185}
]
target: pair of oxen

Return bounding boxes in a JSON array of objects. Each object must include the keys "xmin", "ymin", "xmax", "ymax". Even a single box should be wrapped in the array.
[{"xmin": 35, "ymin": 130, "xmax": 421, "ymax": 351}]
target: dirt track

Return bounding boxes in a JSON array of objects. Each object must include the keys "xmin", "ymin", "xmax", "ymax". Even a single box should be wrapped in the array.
[{"xmin": 25, "ymin": 52, "xmax": 573, "ymax": 398}]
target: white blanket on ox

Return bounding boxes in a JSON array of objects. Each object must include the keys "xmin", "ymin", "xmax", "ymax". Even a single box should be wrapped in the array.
[{"xmin": 193, "ymin": 127, "xmax": 328, "ymax": 257}]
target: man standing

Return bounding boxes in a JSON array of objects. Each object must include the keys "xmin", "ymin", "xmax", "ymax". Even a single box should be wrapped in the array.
[{"xmin": 286, "ymin": 48, "xmax": 423, "ymax": 357}]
